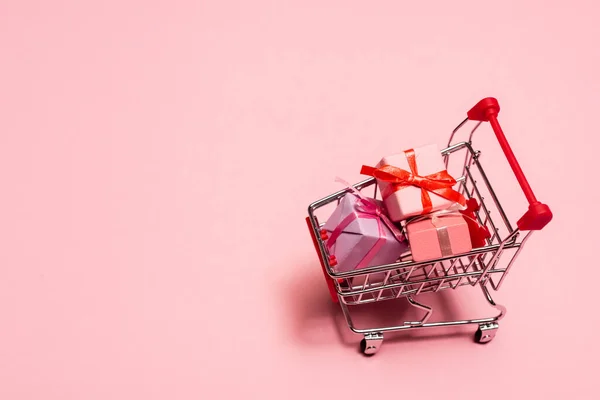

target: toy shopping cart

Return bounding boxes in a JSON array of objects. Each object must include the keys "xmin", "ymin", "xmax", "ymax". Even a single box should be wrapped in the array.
[{"xmin": 305, "ymin": 98, "xmax": 552, "ymax": 355}]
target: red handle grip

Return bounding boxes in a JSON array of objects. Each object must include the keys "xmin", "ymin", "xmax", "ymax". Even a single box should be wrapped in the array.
[{"xmin": 467, "ymin": 98, "xmax": 552, "ymax": 231}]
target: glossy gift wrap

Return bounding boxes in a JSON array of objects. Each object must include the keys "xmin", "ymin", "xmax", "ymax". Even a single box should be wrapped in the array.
[
  {"xmin": 322, "ymin": 193, "xmax": 407, "ymax": 273},
  {"xmin": 406, "ymin": 214, "xmax": 472, "ymax": 262},
  {"xmin": 361, "ymin": 144, "xmax": 465, "ymax": 222}
]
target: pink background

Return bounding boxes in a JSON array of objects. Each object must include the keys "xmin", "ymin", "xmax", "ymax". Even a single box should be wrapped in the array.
[{"xmin": 0, "ymin": 1, "xmax": 597, "ymax": 399}]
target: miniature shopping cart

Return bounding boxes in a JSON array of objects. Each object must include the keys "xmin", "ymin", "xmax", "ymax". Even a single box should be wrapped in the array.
[{"xmin": 305, "ymin": 98, "xmax": 552, "ymax": 355}]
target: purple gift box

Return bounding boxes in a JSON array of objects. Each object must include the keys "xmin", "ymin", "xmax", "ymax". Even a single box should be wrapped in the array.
[{"xmin": 322, "ymin": 193, "xmax": 408, "ymax": 273}]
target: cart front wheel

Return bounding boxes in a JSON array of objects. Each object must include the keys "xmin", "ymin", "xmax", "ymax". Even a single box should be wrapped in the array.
[
  {"xmin": 475, "ymin": 323, "xmax": 499, "ymax": 343},
  {"xmin": 361, "ymin": 332, "xmax": 384, "ymax": 356}
]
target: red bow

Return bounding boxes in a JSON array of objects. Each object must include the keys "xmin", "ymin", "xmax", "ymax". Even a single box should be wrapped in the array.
[
  {"xmin": 361, "ymin": 149, "xmax": 466, "ymax": 215},
  {"xmin": 460, "ymin": 198, "xmax": 491, "ymax": 248}
]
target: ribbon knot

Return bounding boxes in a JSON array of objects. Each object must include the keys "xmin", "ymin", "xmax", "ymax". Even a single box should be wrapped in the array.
[
  {"xmin": 355, "ymin": 197, "xmax": 382, "ymax": 217},
  {"xmin": 361, "ymin": 149, "xmax": 466, "ymax": 215}
]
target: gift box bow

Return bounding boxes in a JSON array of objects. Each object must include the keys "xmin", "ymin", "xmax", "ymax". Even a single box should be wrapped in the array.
[{"xmin": 361, "ymin": 148, "xmax": 466, "ymax": 215}]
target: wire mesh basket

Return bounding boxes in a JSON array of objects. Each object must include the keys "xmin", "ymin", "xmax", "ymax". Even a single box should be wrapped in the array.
[{"xmin": 306, "ymin": 98, "xmax": 552, "ymax": 355}]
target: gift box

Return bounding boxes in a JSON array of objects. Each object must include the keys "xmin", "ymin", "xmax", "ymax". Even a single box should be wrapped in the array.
[
  {"xmin": 322, "ymin": 192, "xmax": 408, "ymax": 273},
  {"xmin": 405, "ymin": 214, "xmax": 472, "ymax": 262},
  {"xmin": 460, "ymin": 198, "xmax": 491, "ymax": 248},
  {"xmin": 361, "ymin": 144, "xmax": 466, "ymax": 222}
]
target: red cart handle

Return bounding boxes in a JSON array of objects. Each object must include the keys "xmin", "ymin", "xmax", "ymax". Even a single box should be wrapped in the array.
[{"xmin": 467, "ymin": 98, "xmax": 552, "ymax": 231}]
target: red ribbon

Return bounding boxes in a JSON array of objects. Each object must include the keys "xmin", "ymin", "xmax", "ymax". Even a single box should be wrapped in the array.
[
  {"xmin": 460, "ymin": 198, "xmax": 491, "ymax": 248},
  {"xmin": 361, "ymin": 149, "xmax": 466, "ymax": 215}
]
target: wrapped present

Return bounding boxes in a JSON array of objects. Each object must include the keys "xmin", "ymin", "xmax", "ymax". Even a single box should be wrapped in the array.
[
  {"xmin": 361, "ymin": 144, "xmax": 466, "ymax": 222},
  {"xmin": 405, "ymin": 213, "xmax": 472, "ymax": 262},
  {"xmin": 322, "ymin": 192, "xmax": 408, "ymax": 273},
  {"xmin": 460, "ymin": 198, "xmax": 491, "ymax": 248}
]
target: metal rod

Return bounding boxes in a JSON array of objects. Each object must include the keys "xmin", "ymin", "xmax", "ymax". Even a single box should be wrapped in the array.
[
  {"xmin": 468, "ymin": 146, "xmax": 515, "ymax": 234},
  {"xmin": 474, "ymin": 230, "xmax": 519, "ymax": 286},
  {"xmin": 404, "ymin": 296, "xmax": 433, "ymax": 326},
  {"xmin": 340, "ymin": 268, "xmax": 506, "ymax": 297},
  {"xmin": 321, "ymin": 241, "xmax": 521, "ymax": 280},
  {"xmin": 466, "ymin": 166, "xmax": 502, "ymax": 244},
  {"xmin": 338, "ymin": 278, "xmax": 506, "ymax": 335},
  {"xmin": 491, "ymin": 231, "xmax": 533, "ymax": 291},
  {"xmin": 446, "ymin": 117, "xmax": 469, "ymax": 150}
]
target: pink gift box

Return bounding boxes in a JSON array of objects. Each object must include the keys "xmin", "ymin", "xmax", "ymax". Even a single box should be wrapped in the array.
[
  {"xmin": 322, "ymin": 193, "xmax": 408, "ymax": 273},
  {"xmin": 406, "ymin": 214, "xmax": 472, "ymax": 262},
  {"xmin": 363, "ymin": 144, "xmax": 464, "ymax": 222}
]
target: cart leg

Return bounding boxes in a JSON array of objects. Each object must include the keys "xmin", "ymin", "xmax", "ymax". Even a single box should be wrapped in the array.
[
  {"xmin": 360, "ymin": 332, "xmax": 384, "ymax": 355},
  {"xmin": 475, "ymin": 322, "xmax": 499, "ymax": 343}
]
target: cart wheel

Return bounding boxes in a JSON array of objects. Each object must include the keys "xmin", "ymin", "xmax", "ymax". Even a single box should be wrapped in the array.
[
  {"xmin": 475, "ymin": 323, "xmax": 499, "ymax": 344},
  {"xmin": 360, "ymin": 332, "xmax": 384, "ymax": 356}
]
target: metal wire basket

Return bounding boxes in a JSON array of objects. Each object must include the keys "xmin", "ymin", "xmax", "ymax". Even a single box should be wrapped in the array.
[{"xmin": 306, "ymin": 98, "xmax": 552, "ymax": 355}]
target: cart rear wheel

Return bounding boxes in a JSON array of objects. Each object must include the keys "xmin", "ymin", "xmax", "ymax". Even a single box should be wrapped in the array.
[
  {"xmin": 474, "ymin": 329, "xmax": 484, "ymax": 343},
  {"xmin": 361, "ymin": 332, "xmax": 383, "ymax": 355},
  {"xmin": 475, "ymin": 323, "xmax": 499, "ymax": 343}
]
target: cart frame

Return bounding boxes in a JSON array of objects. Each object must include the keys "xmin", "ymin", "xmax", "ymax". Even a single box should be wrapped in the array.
[{"xmin": 305, "ymin": 98, "xmax": 552, "ymax": 355}]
